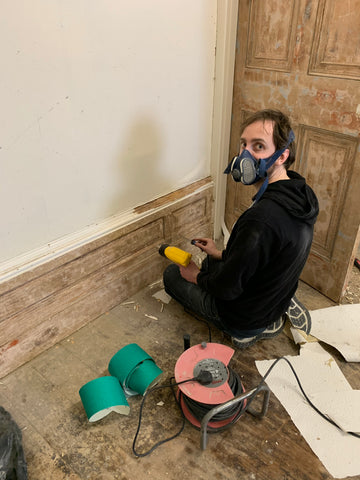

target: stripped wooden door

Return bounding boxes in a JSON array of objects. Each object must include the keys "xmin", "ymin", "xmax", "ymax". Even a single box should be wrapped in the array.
[{"xmin": 225, "ymin": 0, "xmax": 360, "ymax": 302}]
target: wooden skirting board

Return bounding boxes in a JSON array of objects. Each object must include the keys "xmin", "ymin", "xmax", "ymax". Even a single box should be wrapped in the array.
[{"xmin": 0, "ymin": 178, "xmax": 214, "ymax": 378}]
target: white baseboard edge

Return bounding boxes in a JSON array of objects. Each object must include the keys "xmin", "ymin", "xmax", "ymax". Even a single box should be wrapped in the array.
[{"xmin": 0, "ymin": 181, "xmax": 213, "ymax": 285}]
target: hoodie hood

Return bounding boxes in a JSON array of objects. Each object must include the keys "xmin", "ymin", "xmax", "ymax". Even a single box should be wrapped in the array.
[{"xmin": 259, "ymin": 171, "xmax": 319, "ymax": 225}]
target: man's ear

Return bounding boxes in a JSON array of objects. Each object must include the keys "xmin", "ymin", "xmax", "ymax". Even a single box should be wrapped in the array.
[{"xmin": 276, "ymin": 148, "xmax": 290, "ymax": 166}]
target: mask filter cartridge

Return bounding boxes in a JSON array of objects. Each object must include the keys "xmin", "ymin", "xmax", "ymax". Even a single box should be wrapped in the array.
[{"xmin": 240, "ymin": 156, "xmax": 258, "ymax": 185}]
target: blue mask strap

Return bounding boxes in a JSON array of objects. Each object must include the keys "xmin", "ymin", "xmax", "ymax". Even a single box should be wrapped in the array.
[
  {"xmin": 253, "ymin": 130, "xmax": 295, "ymax": 203},
  {"xmin": 252, "ymin": 177, "xmax": 269, "ymax": 204},
  {"xmin": 263, "ymin": 129, "xmax": 295, "ymax": 171}
]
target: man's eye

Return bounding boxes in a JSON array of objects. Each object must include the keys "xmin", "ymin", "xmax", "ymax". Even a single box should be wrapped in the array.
[{"xmin": 255, "ymin": 143, "xmax": 264, "ymax": 150}]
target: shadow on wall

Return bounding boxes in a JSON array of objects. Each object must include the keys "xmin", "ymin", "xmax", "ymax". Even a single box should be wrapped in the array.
[{"xmin": 110, "ymin": 116, "xmax": 173, "ymax": 214}]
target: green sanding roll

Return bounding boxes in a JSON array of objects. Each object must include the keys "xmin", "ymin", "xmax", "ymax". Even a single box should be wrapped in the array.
[
  {"xmin": 127, "ymin": 358, "xmax": 163, "ymax": 395},
  {"xmin": 79, "ymin": 376, "xmax": 130, "ymax": 422},
  {"xmin": 108, "ymin": 343, "xmax": 163, "ymax": 396},
  {"xmin": 108, "ymin": 343, "xmax": 152, "ymax": 383}
]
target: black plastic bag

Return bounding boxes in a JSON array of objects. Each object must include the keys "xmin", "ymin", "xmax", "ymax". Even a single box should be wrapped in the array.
[{"xmin": 0, "ymin": 406, "xmax": 27, "ymax": 480}]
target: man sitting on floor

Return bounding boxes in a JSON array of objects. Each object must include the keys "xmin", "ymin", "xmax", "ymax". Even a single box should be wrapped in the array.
[{"xmin": 163, "ymin": 109, "xmax": 319, "ymax": 348}]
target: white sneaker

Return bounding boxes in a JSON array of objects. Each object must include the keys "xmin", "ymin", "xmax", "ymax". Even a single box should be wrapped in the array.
[{"xmin": 232, "ymin": 316, "xmax": 286, "ymax": 350}]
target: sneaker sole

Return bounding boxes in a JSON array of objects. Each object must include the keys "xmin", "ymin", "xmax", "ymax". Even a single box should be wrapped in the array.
[{"xmin": 286, "ymin": 296, "xmax": 311, "ymax": 334}]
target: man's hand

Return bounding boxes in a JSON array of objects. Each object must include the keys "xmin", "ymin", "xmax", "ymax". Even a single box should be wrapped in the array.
[
  {"xmin": 192, "ymin": 237, "xmax": 222, "ymax": 260},
  {"xmin": 179, "ymin": 260, "xmax": 200, "ymax": 284}
]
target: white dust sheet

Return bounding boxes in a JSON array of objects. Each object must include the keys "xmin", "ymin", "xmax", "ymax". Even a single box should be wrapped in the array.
[
  {"xmin": 256, "ymin": 343, "xmax": 360, "ymax": 478},
  {"xmin": 308, "ymin": 390, "xmax": 360, "ymax": 433},
  {"xmin": 307, "ymin": 304, "xmax": 360, "ymax": 362}
]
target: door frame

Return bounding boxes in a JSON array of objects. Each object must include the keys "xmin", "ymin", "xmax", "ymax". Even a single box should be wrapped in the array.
[{"xmin": 210, "ymin": 0, "xmax": 239, "ymax": 240}]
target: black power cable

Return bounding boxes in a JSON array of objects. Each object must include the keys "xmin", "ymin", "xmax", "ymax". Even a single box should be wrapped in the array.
[
  {"xmin": 181, "ymin": 367, "xmax": 246, "ymax": 432},
  {"xmin": 132, "ymin": 371, "xmax": 213, "ymax": 457}
]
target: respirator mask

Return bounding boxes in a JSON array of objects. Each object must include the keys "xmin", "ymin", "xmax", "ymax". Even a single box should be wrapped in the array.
[{"xmin": 224, "ymin": 130, "xmax": 295, "ymax": 202}]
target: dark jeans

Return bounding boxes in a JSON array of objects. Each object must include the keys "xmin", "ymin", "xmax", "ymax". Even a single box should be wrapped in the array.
[{"xmin": 163, "ymin": 264, "xmax": 265, "ymax": 339}]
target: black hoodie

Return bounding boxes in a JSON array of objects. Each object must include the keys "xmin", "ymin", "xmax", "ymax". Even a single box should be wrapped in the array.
[{"xmin": 197, "ymin": 171, "xmax": 319, "ymax": 334}]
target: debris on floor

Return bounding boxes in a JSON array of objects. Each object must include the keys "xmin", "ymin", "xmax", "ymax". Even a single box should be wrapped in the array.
[
  {"xmin": 152, "ymin": 289, "xmax": 172, "ymax": 304},
  {"xmin": 343, "ymin": 265, "xmax": 360, "ymax": 304}
]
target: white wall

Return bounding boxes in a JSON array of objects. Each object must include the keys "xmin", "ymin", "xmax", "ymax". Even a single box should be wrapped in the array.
[{"xmin": 0, "ymin": 0, "xmax": 217, "ymax": 268}]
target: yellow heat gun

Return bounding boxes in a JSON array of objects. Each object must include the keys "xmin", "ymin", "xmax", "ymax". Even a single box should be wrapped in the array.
[{"xmin": 158, "ymin": 244, "xmax": 192, "ymax": 267}]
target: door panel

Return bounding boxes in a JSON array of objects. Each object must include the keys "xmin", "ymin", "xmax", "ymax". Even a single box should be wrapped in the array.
[{"xmin": 226, "ymin": 0, "xmax": 360, "ymax": 301}]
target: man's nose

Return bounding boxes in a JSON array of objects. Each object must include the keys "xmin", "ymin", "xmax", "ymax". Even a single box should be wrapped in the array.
[{"xmin": 242, "ymin": 148, "xmax": 257, "ymax": 159}]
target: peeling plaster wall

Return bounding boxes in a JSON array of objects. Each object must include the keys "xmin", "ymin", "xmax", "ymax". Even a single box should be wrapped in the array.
[{"xmin": 0, "ymin": 0, "xmax": 217, "ymax": 266}]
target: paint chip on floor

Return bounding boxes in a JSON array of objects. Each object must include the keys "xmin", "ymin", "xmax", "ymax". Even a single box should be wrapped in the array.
[{"xmin": 152, "ymin": 289, "xmax": 172, "ymax": 304}]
